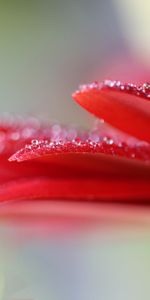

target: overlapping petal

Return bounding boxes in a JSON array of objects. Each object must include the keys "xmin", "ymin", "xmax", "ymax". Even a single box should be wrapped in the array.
[
  {"xmin": 73, "ymin": 80, "xmax": 150, "ymax": 143},
  {"xmin": 0, "ymin": 80, "xmax": 150, "ymax": 202}
]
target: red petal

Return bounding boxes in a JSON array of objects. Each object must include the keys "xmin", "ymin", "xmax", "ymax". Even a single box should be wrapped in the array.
[
  {"xmin": 0, "ymin": 177, "xmax": 150, "ymax": 202},
  {"xmin": 9, "ymin": 138, "xmax": 150, "ymax": 176},
  {"xmin": 1, "ymin": 112, "xmax": 150, "ymax": 202},
  {"xmin": 73, "ymin": 80, "xmax": 150, "ymax": 143}
]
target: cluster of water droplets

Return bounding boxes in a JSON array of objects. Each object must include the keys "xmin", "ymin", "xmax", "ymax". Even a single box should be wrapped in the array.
[
  {"xmin": 78, "ymin": 80, "xmax": 150, "ymax": 99},
  {"xmin": 1, "ymin": 114, "xmax": 149, "ymax": 162},
  {"xmin": 8, "ymin": 118, "xmax": 150, "ymax": 162},
  {"xmin": 103, "ymin": 80, "xmax": 150, "ymax": 99},
  {"xmin": 0, "ymin": 115, "xmax": 88, "ymax": 155}
]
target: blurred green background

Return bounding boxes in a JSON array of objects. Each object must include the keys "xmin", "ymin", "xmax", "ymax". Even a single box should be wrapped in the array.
[{"xmin": 0, "ymin": 0, "xmax": 149, "ymax": 126}]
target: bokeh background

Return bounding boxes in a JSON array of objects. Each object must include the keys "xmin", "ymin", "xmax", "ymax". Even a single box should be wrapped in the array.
[
  {"xmin": 0, "ymin": 0, "xmax": 150, "ymax": 299},
  {"xmin": 0, "ymin": 0, "xmax": 150, "ymax": 126}
]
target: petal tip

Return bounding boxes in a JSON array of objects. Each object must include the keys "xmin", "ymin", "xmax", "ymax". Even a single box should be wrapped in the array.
[{"xmin": 8, "ymin": 154, "xmax": 18, "ymax": 162}]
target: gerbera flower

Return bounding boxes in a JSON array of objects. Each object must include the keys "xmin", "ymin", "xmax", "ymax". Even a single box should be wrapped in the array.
[{"xmin": 0, "ymin": 80, "xmax": 150, "ymax": 202}]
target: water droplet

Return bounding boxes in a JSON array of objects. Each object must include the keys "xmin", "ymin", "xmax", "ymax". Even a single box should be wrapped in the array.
[
  {"xmin": 142, "ymin": 82, "xmax": 150, "ymax": 90},
  {"xmin": 116, "ymin": 81, "xmax": 121, "ymax": 87},
  {"xmin": 31, "ymin": 139, "xmax": 39, "ymax": 145},
  {"xmin": 25, "ymin": 144, "xmax": 32, "ymax": 150},
  {"xmin": 104, "ymin": 80, "xmax": 115, "ymax": 87},
  {"xmin": 120, "ymin": 85, "xmax": 125, "ymax": 90},
  {"xmin": 103, "ymin": 137, "xmax": 114, "ymax": 145}
]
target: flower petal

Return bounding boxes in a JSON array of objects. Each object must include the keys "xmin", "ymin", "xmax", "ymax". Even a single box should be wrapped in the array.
[
  {"xmin": 8, "ymin": 138, "xmax": 150, "ymax": 178},
  {"xmin": 73, "ymin": 80, "xmax": 150, "ymax": 142},
  {"xmin": 0, "ymin": 177, "xmax": 150, "ymax": 202}
]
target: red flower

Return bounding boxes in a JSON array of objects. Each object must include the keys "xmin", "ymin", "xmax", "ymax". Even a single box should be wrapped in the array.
[{"xmin": 0, "ymin": 80, "xmax": 150, "ymax": 202}]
